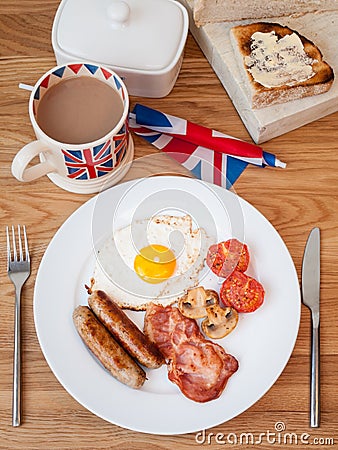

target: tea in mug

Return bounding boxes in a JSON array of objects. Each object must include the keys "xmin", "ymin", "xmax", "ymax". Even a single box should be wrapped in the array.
[{"xmin": 36, "ymin": 76, "xmax": 124, "ymax": 145}]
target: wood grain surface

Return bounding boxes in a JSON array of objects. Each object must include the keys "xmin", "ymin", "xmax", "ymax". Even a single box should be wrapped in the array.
[{"xmin": 0, "ymin": 1, "xmax": 337, "ymax": 449}]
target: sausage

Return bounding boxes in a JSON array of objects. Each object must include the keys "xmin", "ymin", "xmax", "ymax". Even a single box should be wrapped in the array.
[
  {"xmin": 73, "ymin": 306, "xmax": 146, "ymax": 389},
  {"xmin": 88, "ymin": 290, "xmax": 165, "ymax": 369}
]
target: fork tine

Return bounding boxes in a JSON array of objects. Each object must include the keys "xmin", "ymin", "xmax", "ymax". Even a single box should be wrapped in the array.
[
  {"xmin": 23, "ymin": 225, "xmax": 29, "ymax": 262},
  {"xmin": 6, "ymin": 226, "xmax": 11, "ymax": 263},
  {"xmin": 11, "ymin": 225, "xmax": 17, "ymax": 262},
  {"xmin": 18, "ymin": 225, "xmax": 23, "ymax": 261}
]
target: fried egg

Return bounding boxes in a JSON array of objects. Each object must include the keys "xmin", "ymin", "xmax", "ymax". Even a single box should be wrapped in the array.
[{"xmin": 91, "ymin": 215, "xmax": 213, "ymax": 310}]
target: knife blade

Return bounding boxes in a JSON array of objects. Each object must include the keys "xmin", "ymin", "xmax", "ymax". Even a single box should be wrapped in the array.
[{"xmin": 301, "ymin": 227, "xmax": 320, "ymax": 428}]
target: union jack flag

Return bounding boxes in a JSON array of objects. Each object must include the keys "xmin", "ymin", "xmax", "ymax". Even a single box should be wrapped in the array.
[
  {"xmin": 129, "ymin": 104, "xmax": 286, "ymax": 188},
  {"xmin": 62, "ymin": 135, "xmax": 127, "ymax": 180}
]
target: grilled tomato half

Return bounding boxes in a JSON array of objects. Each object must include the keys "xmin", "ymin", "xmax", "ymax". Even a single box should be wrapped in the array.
[{"xmin": 220, "ymin": 270, "xmax": 265, "ymax": 313}]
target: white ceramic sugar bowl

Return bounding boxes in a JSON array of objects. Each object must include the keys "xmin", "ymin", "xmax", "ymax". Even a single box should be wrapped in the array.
[{"xmin": 52, "ymin": 0, "xmax": 189, "ymax": 98}]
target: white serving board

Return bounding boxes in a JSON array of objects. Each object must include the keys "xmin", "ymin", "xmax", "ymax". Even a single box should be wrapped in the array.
[{"xmin": 180, "ymin": 0, "xmax": 338, "ymax": 143}]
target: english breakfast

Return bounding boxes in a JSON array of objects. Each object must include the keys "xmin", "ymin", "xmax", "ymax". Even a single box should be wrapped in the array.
[{"xmin": 74, "ymin": 216, "xmax": 266, "ymax": 402}]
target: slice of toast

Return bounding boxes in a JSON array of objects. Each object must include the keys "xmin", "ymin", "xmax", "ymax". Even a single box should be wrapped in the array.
[
  {"xmin": 230, "ymin": 22, "xmax": 334, "ymax": 109},
  {"xmin": 193, "ymin": 0, "xmax": 338, "ymax": 27}
]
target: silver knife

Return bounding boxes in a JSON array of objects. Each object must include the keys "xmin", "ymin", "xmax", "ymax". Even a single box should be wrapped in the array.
[{"xmin": 301, "ymin": 227, "xmax": 320, "ymax": 428}]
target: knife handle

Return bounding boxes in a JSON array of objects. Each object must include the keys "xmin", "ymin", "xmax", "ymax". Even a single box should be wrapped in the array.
[{"xmin": 310, "ymin": 323, "xmax": 320, "ymax": 427}]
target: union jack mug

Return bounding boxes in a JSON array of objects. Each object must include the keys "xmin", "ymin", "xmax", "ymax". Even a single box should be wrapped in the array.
[{"xmin": 11, "ymin": 62, "xmax": 134, "ymax": 194}]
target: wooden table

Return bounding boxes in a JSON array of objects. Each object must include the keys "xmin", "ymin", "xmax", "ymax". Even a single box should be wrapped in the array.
[{"xmin": 1, "ymin": 2, "xmax": 337, "ymax": 448}]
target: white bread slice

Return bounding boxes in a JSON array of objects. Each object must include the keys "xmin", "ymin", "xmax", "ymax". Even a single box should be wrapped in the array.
[
  {"xmin": 194, "ymin": 0, "xmax": 338, "ymax": 27},
  {"xmin": 230, "ymin": 22, "xmax": 334, "ymax": 109}
]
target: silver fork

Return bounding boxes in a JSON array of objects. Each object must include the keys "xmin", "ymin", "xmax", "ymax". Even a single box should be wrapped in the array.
[{"xmin": 6, "ymin": 225, "xmax": 30, "ymax": 427}]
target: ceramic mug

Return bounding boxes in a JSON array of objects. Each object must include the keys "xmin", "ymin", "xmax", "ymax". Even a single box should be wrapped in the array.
[{"xmin": 12, "ymin": 62, "xmax": 134, "ymax": 194}]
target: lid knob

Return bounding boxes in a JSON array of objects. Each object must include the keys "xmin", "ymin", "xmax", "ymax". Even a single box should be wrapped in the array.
[{"xmin": 107, "ymin": 1, "xmax": 130, "ymax": 28}]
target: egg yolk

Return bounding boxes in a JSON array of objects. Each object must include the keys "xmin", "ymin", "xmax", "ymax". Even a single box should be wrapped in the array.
[{"xmin": 134, "ymin": 244, "xmax": 176, "ymax": 284}]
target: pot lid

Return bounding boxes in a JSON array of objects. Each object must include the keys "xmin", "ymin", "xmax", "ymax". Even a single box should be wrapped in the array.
[{"xmin": 54, "ymin": 0, "xmax": 188, "ymax": 72}]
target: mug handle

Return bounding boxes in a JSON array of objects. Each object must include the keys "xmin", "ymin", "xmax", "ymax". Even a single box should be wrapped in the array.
[{"xmin": 11, "ymin": 140, "xmax": 56, "ymax": 182}]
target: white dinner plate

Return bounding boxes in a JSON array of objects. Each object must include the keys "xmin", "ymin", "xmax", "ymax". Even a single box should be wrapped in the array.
[{"xmin": 34, "ymin": 176, "xmax": 301, "ymax": 435}]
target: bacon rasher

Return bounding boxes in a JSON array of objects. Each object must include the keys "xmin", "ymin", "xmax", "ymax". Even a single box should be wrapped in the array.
[{"xmin": 144, "ymin": 304, "xmax": 238, "ymax": 403}]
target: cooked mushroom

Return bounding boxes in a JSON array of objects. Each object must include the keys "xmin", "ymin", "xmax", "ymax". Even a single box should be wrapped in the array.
[
  {"xmin": 178, "ymin": 287, "xmax": 219, "ymax": 319},
  {"xmin": 201, "ymin": 304, "xmax": 238, "ymax": 339},
  {"xmin": 205, "ymin": 289, "xmax": 219, "ymax": 307}
]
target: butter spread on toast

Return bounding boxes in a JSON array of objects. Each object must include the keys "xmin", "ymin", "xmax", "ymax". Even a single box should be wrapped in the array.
[{"xmin": 245, "ymin": 31, "xmax": 316, "ymax": 88}]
